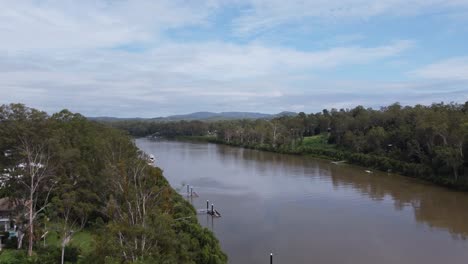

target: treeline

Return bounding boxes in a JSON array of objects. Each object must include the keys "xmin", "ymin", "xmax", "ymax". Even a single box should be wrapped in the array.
[
  {"xmin": 111, "ymin": 102, "xmax": 468, "ymax": 189},
  {"xmin": 0, "ymin": 104, "xmax": 227, "ymax": 264}
]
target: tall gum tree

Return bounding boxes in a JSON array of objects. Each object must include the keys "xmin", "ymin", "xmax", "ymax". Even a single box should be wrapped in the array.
[{"xmin": 0, "ymin": 104, "xmax": 56, "ymax": 256}]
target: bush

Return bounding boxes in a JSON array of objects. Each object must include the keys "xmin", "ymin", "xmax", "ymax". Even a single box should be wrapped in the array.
[
  {"xmin": 0, "ymin": 250, "xmax": 29, "ymax": 264},
  {"xmin": 3, "ymin": 237, "xmax": 18, "ymax": 250},
  {"xmin": 34, "ymin": 245, "xmax": 81, "ymax": 264}
]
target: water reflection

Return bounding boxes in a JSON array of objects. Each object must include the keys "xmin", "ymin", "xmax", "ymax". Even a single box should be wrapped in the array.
[
  {"xmin": 213, "ymin": 142, "xmax": 468, "ymax": 239},
  {"xmin": 328, "ymin": 166, "xmax": 468, "ymax": 239},
  {"xmin": 137, "ymin": 139, "xmax": 468, "ymax": 264}
]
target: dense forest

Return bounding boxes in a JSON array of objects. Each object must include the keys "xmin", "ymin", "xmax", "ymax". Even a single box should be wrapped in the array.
[
  {"xmin": 111, "ymin": 102, "xmax": 468, "ymax": 190},
  {"xmin": 0, "ymin": 104, "xmax": 227, "ymax": 264}
]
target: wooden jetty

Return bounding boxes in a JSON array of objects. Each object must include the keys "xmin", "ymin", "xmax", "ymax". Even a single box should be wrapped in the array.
[
  {"xmin": 185, "ymin": 185, "xmax": 199, "ymax": 197},
  {"xmin": 197, "ymin": 200, "xmax": 221, "ymax": 217}
]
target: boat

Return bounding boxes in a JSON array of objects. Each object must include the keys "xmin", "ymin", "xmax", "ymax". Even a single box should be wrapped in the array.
[
  {"xmin": 331, "ymin": 160, "xmax": 346, "ymax": 165},
  {"xmin": 149, "ymin": 154, "xmax": 155, "ymax": 163}
]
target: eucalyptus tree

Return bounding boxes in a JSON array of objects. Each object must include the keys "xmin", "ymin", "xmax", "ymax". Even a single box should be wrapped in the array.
[{"xmin": 0, "ymin": 104, "xmax": 57, "ymax": 256}]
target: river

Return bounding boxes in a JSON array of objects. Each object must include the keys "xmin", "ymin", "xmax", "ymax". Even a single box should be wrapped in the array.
[{"xmin": 136, "ymin": 138, "xmax": 468, "ymax": 264}]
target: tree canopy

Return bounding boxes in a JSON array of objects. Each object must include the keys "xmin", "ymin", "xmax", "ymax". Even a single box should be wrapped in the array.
[{"xmin": 0, "ymin": 104, "xmax": 227, "ymax": 264}]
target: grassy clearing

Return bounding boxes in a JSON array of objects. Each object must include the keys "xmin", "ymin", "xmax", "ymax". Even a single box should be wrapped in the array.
[
  {"xmin": 45, "ymin": 230, "xmax": 95, "ymax": 254},
  {"xmin": 301, "ymin": 134, "xmax": 334, "ymax": 149}
]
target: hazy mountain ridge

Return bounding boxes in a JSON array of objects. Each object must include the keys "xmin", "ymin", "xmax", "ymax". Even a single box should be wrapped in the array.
[{"xmin": 88, "ymin": 111, "xmax": 297, "ymax": 122}]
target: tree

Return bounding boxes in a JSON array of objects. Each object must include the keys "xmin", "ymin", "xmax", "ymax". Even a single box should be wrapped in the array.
[
  {"xmin": 365, "ymin": 126, "xmax": 387, "ymax": 153},
  {"xmin": 103, "ymin": 147, "xmax": 168, "ymax": 262},
  {"xmin": 0, "ymin": 104, "xmax": 56, "ymax": 256},
  {"xmin": 0, "ymin": 104, "xmax": 228, "ymax": 263},
  {"xmin": 18, "ymin": 134, "xmax": 57, "ymax": 256},
  {"xmin": 435, "ymin": 146, "xmax": 463, "ymax": 181},
  {"xmin": 51, "ymin": 182, "xmax": 94, "ymax": 264}
]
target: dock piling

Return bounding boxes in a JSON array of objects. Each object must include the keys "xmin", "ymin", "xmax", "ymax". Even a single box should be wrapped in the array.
[{"xmin": 270, "ymin": 253, "xmax": 273, "ymax": 264}]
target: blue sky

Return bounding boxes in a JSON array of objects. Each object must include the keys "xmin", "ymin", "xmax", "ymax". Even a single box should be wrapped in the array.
[{"xmin": 1, "ymin": 0, "xmax": 467, "ymax": 117}]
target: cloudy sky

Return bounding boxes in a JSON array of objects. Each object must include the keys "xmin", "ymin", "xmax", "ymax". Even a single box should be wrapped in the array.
[{"xmin": 1, "ymin": 0, "xmax": 468, "ymax": 117}]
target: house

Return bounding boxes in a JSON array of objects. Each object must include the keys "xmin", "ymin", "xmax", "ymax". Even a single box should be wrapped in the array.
[{"xmin": 0, "ymin": 198, "xmax": 17, "ymax": 236}]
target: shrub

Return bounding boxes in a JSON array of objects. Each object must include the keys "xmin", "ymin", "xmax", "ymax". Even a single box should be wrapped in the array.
[{"xmin": 0, "ymin": 250, "xmax": 29, "ymax": 264}]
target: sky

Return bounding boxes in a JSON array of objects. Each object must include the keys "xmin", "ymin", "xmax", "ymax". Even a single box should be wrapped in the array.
[{"xmin": 1, "ymin": 0, "xmax": 468, "ymax": 117}]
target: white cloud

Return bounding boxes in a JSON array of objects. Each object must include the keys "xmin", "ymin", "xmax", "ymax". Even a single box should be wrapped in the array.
[
  {"xmin": 147, "ymin": 40, "xmax": 412, "ymax": 80},
  {"xmin": 413, "ymin": 57, "xmax": 468, "ymax": 80},
  {"xmin": 4, "ymin": 0, "xmax": 467, "ymax": 49},
  {"xmin": 0, "ymin": 39, "xmax": 414, "ymax": 116},
  {"xmin": 233, "ymin": 0, "xmax": 468, "ymax": 35},
  {"xmin": 0, "ymin": 0, "xmax": 220, "ymax": 52}
]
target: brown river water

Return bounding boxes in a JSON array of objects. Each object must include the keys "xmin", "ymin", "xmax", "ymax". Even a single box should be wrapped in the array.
[{"xmin": 136, "ymin": 138, "xmax": 468, "ymax": 264}]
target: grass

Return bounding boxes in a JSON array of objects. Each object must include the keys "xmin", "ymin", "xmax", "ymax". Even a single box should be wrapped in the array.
[
  {"xmin": 45, "ymin": 230, "xmax": 95, "ymax": 254},
  {"xmin": 301, "ymin": 134, "xmax": 335, "ymax": 149}
]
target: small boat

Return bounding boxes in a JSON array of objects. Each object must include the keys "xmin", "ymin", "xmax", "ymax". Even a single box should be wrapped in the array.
[
  {"xmin": 149, "ymin": 154, "xmax": 155, "ymax": 163},
  {"xmin": 331, "ymin": 160, "xmax": 346, "ymax": 165}
]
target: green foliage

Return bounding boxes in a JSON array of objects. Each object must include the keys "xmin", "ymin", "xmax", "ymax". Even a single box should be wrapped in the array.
[
  {"xmin": 0, "ymin": 250, "xmax": 28, "ymax": 264},
  {"xmin": 0, "ymin": 247, "xmax": 80, "ymax": 264},
  {"xmin": 302, "ymin": 134, "xmax": 331, "ymax": 148},
  {"xmin": 0, "ymin": 104, "xmax": 227, "ymax": 264},
  {"xmin": 44, "ymin": 230, "xmax": 95, "ymax": 255},
  {"xmin": 69, "ymin": 232, "xmax": 94, "ymax": 255},
  {"xmin": 34, "ymin": 245, "xmax": 81, "ymax": 264}
]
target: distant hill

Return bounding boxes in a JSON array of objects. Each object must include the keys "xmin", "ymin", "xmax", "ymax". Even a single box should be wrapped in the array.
[
  {"xmin": 157, "ymin": 112, "xmax": 272, "ymax": 121},
  {"xmin": 88, "ymin": 111, "xmax": 297, "ymax": 122},
  {"xmin": 87, "ymin": 116, "xmax": 146, "ymax": 122}
]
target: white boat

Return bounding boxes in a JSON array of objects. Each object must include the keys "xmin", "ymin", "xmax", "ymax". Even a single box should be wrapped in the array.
[
  {"xmin": 149, "ymin": 154, "xmax": 155, "ymax": 163},
  {"xmin": 331, "ymin": 160, "xmax": 346, "ymax": 165}
]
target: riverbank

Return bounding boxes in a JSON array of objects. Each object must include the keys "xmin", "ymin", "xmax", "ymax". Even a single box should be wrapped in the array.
[{"xmin": 174, "ymin": 135, "xmax": 467, "ymax": 191}]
